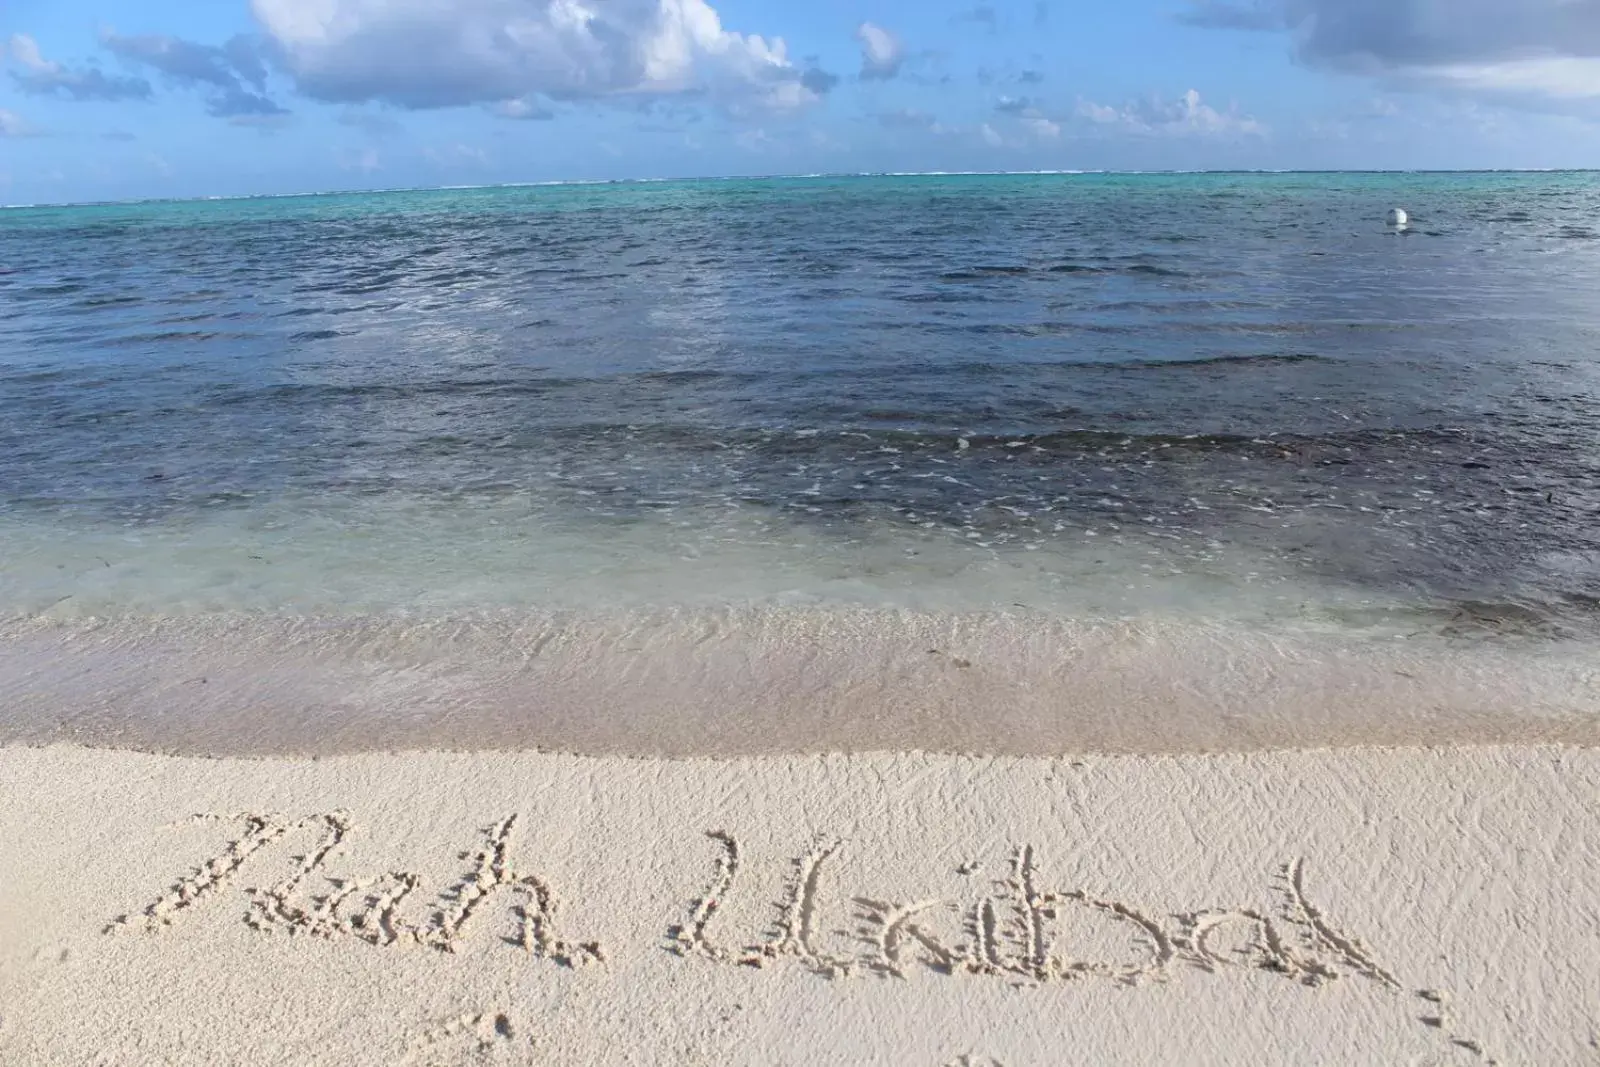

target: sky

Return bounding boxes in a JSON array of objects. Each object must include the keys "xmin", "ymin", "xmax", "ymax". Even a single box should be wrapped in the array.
[{"xmin": 4, "ymin": 0, "xmax": 1600, "ymax": 203}]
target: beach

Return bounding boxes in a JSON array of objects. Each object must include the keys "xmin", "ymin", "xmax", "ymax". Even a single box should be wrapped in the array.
[
  {"xmin": 3, "ymin": 609, "xmax": 1600, "ymax": 757},
  {"xmin": 5, "ymin": 173, "xmax": 1600, "ymax": 1063},
  {"xmin": 3, "ymin": 742, "xmax": 1597, "ymax": 1065}
]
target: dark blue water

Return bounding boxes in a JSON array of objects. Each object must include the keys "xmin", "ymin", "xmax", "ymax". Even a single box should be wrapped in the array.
[{"xmin": 4, "ymin": 173, "xmax": 1600, "ymax": 633}]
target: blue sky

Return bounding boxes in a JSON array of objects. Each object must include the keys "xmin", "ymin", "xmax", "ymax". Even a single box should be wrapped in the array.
[{"xmin": 4, "ymin": 0, "xmax": 1600, "ymax": 203}]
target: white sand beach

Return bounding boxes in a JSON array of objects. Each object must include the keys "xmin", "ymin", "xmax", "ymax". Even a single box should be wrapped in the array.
[{"xmin": 2, "ymin": 742, "xmax": 1597, "ymax": 1065}]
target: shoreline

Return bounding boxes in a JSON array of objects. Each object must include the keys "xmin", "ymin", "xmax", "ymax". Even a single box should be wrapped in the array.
[
  {"xmin": 3, "ymin": 741, "xmax": 1597, "ymax": 1064},
  {"xmin": 4, "ymin": 607, "xmax": 1599, "ymax": 758}
]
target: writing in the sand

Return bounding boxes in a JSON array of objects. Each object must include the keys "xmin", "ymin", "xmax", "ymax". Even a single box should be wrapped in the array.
[{"xmin": 108, "ymin": 814, "xmax": 1392, "ymax": 990}]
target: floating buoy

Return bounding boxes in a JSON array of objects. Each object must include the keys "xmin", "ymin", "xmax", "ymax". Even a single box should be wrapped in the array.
[{"xmin": 1387, "ymin": 207, "xmax": 1409, "ymax": 229}]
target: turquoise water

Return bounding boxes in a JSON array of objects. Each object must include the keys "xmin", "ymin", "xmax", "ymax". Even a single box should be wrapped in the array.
[
  {"xmin": 6, "ymin": 171, "xmax": 1600, "ymax": 753},
  {"xmin": 3, "ymin": 172, "xmax": 1598, "ymax": 631}
]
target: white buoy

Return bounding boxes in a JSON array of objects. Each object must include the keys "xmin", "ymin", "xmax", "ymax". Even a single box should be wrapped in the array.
[{"xmin": 1387, "ymin": 207, "xmax": 1409, "ymax": 229}]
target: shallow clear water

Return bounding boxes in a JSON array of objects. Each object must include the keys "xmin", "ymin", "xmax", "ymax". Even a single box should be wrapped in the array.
[
  {"xmin": 4, "ymin": 172, "xmax": 1599, "ymax": 634},
  {"xmin": 4, "ymin": 173, "xmax": 1600, "ymax": 754}
]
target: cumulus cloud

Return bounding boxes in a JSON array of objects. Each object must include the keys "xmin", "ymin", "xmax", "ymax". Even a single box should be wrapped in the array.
[
  {"xmin": 102, "ymin": 33, "xmax": 257, "ymax": 91},
  {"xmin": 1183, "ymin": 0, "xmax": 1600, "ymax": 106},
  {"xmin": 0, "ymin": 108, "xmax": 33, "ymax": 135},
  {"xmin": 494, "ymin": 97, "xmax": 555, "ymax": 120},
  {"xmin": 7, "ymin": 34, "xmax": 151, "ymax": 101},
  {"xmin": 251, "ymin": 0, "xmax": 820, "ymax": 114},
  {"xmin": 1075, "ymin": 89, "xmax": 1266, "ymax": 136},
  {"xmin": 100, "ymin": 31, "xmax": 287, "ymax": 117},
  {"xmin": 1021, "ymin": 114, "xmax": 1061, "ymax": 139},
  {"xmin": 978, "ymin": 113, "xmax": 1060, "ymax": 148},
  {"xmin": 856, "ymin": 22, "xmax": 904, "ymax": 80}
]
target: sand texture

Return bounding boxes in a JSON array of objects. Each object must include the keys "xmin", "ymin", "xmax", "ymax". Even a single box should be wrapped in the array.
[
  {"xmin": 2, "ymin": 743, "xmax": 1598, "ymax": 1065},
  {"xmin": 4, "ymin": 611, "xmax": 1600, "ymax": 756}
]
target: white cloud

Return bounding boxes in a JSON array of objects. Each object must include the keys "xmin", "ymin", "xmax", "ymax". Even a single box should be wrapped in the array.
[
  {"xmin": 494, "ymin": 97, "xmax": 556, "ymax": 120},
  {"xmin": 1412, "ymin": 57, "xmax": 1600, "ymax": 100},
  {"xmin": 980, "ymin": 121, "xmax": 1004, "ymax": 146},
  {"xmin": 12, "ymin": 34, "xmax": 44, "ymax": 68},
  {"xmin": 1184, "ymin": 0, "xmax": 1600, "ymax": 110},
  {"xmin": 7, "ymin": 33, "xmax": 151, "ymax": 101},
  {"xmin": 1074, "ymin": 99, "xmax": 1121, "ymax": 124},
  {"xmin": 1075, "ymin": 89, "xmax": 1266, "ymax": 136},
  {"xmin": 251, "ymin": 0, "xmax": 820, "ymax": 113},
  {"xmin": 1021, "ymin": 114, "xmax": 1061, "ymax": 139},
  {"xmin": 855, "ymin": 21, "xmax": 904, "ymax": 80},
  {"xmin": 96, "ymin": 30, "xmax": 286, "ymax": 117},
  {"xmin": 0, "ymin": 108, "xmax": 31, "ymax": 136}
]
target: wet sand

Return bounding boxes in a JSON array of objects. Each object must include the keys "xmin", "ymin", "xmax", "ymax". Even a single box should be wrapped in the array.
[{"xmin": 2, "ymin": 609, "xmax": 1598, "ymax": 756}]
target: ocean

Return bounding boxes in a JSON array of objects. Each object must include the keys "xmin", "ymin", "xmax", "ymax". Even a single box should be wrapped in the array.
[{"xmin": 3, "ymin": 172, "xmax": 1599, "ymax": 754}]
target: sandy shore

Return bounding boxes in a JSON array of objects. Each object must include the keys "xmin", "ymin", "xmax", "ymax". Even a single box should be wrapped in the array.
[
  {"xmin": 5, "ymin": 611, "xmax": 1600, "ymax": 756},
  {"xmin": 2, "ymin": 743, "xmax": 1597, "ymax": 1065}
]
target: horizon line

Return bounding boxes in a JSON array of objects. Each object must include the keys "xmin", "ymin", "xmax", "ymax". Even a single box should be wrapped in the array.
[{"xmin": 5, "ymin": 167, "xmax": 1597, "ymax": 211}]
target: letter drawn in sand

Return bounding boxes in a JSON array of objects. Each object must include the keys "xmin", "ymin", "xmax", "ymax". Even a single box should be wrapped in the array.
[
  {"xmin": 856, "ymin": 898, "xmax": 960, "ymax": 978},
  {"xmin": 107, "ymin": 812, "xmax": 603, "ymax": 965},
  {"xmin": 957, "ymin": 844, "xmax": 1171, "ymax": 984},
  {"xmin": 106, "ymin": 812, "xmax": 347, "ymax": 935},
  {"xmin": 1178, "ymin": 908, "xmax": 1301, "ymax": 977},
  {"xmin": 671, "ymin": 832, "xmax": 856, "ymax": 976},
  {"xmin": 669, "ymin": 831, "xmax": 742, "ymax": 963},
  {"xmin": 1280, "ymin": 857, "xmax": 1399, "ymax": 989},
  {"xmin": 409, "ymin": 814, "xmax": 603, "ymax": 965},
  {"xmin": 755, "ymin": 836, "xmax": 855, "ymax": 976},
  {"xmin": 109, "ymin": 821, "xmax": 1493, "ymax": 1065}
]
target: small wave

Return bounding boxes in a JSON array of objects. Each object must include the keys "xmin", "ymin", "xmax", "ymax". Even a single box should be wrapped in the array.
[
  {"xmin": 73, "ymin": 294, "xmax": 144, "ymax": 309},
  {"xmin": 1046, "ymin": 262, "xmax": 1188, "ymax": 278},
  {"xmin": 107, "ymin": 330, "xmax": 241, "ymax": 346},
  {"xmin": 1130, "ymin": 352, "xmax": 1334, "ymax": 369}
]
